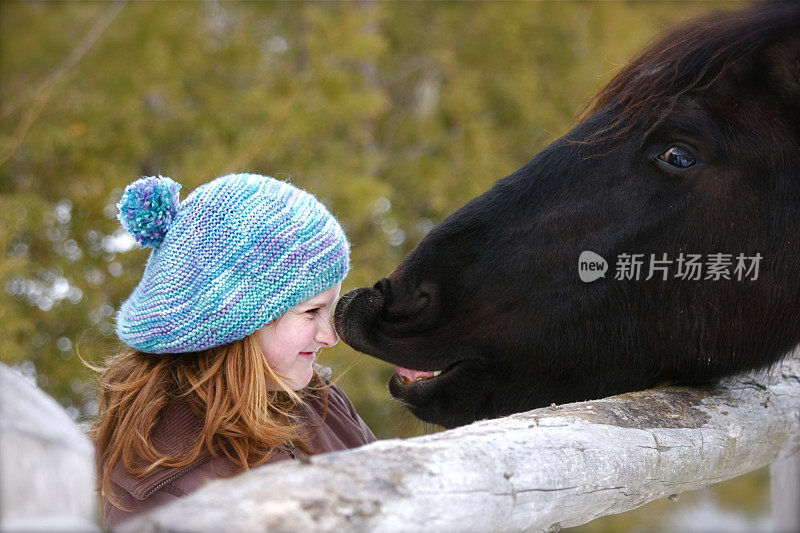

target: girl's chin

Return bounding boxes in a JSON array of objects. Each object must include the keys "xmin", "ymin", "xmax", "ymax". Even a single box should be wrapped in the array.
[
  {"xmin": 267, "ymin": 367, "xmax": 314, "ymax": 391},
  {"xmin": 287, "ymin": 368, "xmax": 314, "ymax": 390}
]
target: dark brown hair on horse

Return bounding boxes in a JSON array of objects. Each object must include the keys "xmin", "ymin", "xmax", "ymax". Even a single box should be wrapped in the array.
[{"xmin": 336, "ymin": 1, "xmax": 800, "ymax": 428}]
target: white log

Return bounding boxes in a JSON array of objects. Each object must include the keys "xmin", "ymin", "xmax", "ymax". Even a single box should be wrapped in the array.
[
  {"xmin": 771, "ymin": 452, "xmax": 800, "ymax": 532},
  {"xmin": 120, "ymin": 350, "xmax": 800, "ymax": 533},
  {"xmin": 0, "ymin": 363, "xmax": 98, "ymax": 532}
]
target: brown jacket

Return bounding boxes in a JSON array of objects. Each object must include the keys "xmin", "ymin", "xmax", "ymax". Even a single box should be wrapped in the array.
[{"xmin": 104, "ymin": 376, "xmax": 376, "ymax": 528}]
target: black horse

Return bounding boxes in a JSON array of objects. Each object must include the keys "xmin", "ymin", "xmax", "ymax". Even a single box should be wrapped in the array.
[{"xmin": 335, "ymin": 2, "xmax": 800, "ymax": 429}]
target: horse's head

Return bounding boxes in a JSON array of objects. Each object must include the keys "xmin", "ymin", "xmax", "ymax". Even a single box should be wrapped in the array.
[{"xmin": 336, "ymin": 2, "xmax": 800, "ymax": 428}]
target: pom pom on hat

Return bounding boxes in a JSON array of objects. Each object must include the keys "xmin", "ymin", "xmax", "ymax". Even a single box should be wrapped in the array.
[{"xmin": 117, "ymin": 176, "xmax": 182, "ymax": 248}]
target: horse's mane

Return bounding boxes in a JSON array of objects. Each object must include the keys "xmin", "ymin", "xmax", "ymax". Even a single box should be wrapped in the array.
[{"xmin": 583, "ymin": 1, "xmax": 800, "ymax": 140}]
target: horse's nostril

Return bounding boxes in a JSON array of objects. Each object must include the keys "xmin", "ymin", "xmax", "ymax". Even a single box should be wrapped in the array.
[
  {"xmin": 375, "ymin": 278, "xmax": 393, "ymax": 302},
  {"xmin": 378, "ymin": 277, "xmax": 439, "ymax": 324},
  {"xmin": 417, "ymin": 281, "xmax": 435, "ymax": 310},
  {"xmin": 417, "ymin": 290, "xmax": 431, "ymax": 311},
  {"xmin": 419, "ymin": 293, "xmax": 430, "ymax": 309}
]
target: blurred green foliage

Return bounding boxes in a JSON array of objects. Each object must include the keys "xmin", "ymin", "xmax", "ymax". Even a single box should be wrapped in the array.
[{"xmin": 2, "ymin": 1, "xmax": 756, "ymax": 530}]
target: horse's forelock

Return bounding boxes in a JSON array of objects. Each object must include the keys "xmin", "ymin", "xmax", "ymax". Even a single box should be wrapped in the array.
[{"xmin": 582, "ymin": 2, "xmax": 800, "ymax": 142}]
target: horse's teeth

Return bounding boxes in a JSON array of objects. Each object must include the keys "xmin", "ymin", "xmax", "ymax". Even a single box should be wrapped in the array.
[{"xmin": 433, "ymin": 370, "xmax": 442, "ymax": 377}]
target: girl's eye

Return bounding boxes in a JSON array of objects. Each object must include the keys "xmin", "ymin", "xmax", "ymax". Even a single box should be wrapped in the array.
[{"xmin": 657, "ymin": 145, "xmax": 696, "ymax": 169}]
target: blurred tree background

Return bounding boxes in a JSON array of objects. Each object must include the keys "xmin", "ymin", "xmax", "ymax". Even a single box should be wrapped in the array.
[{"xmin": 3, "ymin": 1, "xmax": 767, "ymax": 531}]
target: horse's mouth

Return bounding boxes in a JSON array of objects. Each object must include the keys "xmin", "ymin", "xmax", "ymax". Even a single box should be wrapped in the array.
[
  {"xmin": 388, "ymin": 360, "xmax": 467, "ymax": 401},
  {"xmin": 393, "ymin": 360, "xmax": 460, "ymax": 385}
]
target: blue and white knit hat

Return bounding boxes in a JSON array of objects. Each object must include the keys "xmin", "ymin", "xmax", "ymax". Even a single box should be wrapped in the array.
[{"xmin": 115, "ymin": 173, "xmax": 350, "ymax": 354}]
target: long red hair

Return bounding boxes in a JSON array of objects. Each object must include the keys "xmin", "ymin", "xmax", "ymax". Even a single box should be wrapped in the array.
[{"xmin": 88, "ymin": 333, "xmax": 326, "ymax": 511}]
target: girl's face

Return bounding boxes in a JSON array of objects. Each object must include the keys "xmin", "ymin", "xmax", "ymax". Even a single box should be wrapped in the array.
[{"xmin": 257, "ymin": 283, "xmax": 342, "ymax": 390}]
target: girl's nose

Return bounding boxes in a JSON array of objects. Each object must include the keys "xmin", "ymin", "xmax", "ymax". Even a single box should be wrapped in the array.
[{"xmin": 316, "ymin": 315, "xmax": 339, "ymax": 347}]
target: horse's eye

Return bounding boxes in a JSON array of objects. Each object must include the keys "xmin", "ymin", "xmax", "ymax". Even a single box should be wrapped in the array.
[{"xmin": 658, "ymin": 145, "xmax": 696, "ymax": 169}]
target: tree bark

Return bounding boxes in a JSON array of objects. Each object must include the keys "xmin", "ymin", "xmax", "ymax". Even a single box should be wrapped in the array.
[{"xmin": 771, "ymin": 452, "xmax": 800, "ymax": 533}]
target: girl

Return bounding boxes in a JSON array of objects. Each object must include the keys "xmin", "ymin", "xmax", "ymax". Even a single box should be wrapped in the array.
[{"xmin": 90, "ymin": 173, "xmax": 375, "ymax": 528}]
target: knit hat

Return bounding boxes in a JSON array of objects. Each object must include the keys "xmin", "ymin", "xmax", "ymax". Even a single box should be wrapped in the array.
[{"xmin": 115, "ymin": 173, "xmax": 350, "ymax": 354}]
